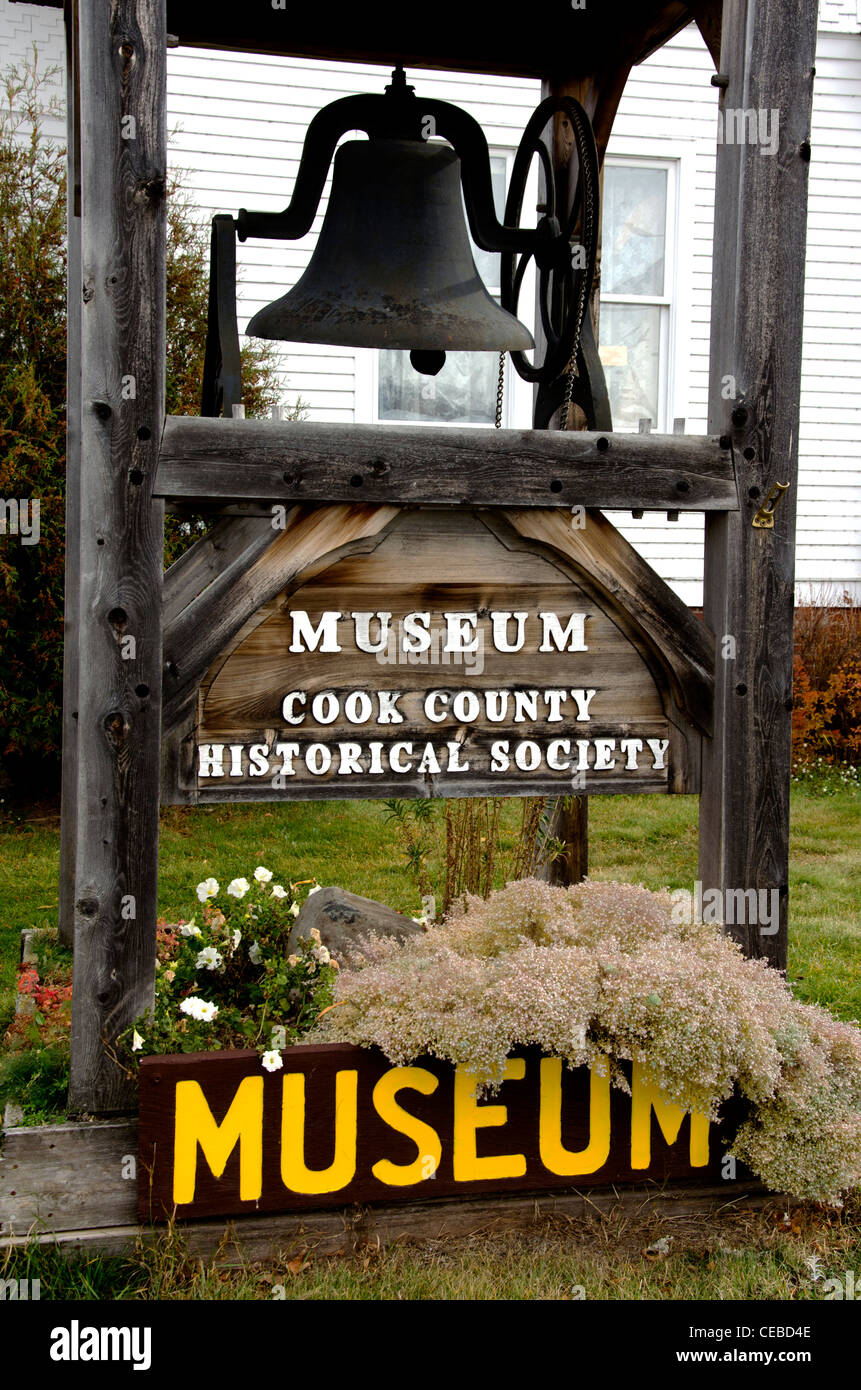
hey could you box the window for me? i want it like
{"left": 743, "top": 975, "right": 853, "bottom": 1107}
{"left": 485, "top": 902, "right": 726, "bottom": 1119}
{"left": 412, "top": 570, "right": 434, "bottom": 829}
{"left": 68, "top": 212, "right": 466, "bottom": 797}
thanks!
{"left": 375, "top": 153, "right": 520, "bottom": 426}
{"left": 599, "top": 159, "right": 678, "bottom": 432}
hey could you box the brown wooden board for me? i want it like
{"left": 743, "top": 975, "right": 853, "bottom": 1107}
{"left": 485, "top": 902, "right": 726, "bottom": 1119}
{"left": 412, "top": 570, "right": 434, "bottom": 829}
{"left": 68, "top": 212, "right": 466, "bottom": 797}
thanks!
{"left": 169, "top": 509, "right": 701, "bottom": 802}
{"left": 155, "top": 418, "right": 737, "bottom": 513}
{"left": 138, "top": 1044, "right": 740, "bottom": 1222}
{"left": 26, "top": 1, "right": 691, "bottom": 79}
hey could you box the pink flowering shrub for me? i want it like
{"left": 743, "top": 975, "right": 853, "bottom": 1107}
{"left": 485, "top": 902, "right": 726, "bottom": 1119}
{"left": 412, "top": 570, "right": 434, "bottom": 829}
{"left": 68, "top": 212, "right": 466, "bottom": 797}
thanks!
{"left": 314, "top": 878, "right": 861, "bottom": 1203}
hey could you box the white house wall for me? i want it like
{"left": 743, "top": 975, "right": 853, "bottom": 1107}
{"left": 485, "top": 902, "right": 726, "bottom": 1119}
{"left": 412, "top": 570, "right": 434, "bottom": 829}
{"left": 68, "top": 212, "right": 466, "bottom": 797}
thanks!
{"left": 1, "top": 2, "right": 858, "bottom": 604}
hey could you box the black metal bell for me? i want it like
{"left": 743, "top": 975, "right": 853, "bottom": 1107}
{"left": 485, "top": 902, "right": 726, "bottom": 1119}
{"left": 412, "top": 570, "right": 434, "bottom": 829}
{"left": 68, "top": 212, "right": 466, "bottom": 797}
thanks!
{"left": 246, "top": 138, "right": 534, "bottom": 359}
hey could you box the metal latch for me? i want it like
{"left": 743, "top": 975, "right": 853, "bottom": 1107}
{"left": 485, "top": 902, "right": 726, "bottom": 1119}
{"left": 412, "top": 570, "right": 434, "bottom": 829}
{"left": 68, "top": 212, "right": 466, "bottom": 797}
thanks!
{"left": 752, "top": 481, "right": 790, "bottom": 529}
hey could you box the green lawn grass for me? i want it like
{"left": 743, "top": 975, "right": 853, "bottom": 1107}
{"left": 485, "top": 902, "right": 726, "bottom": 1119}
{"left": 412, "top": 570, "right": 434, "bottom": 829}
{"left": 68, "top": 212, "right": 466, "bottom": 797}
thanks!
{"left": 2, "top": 788, "right": 858, "bottom": 1027}
{"left": 3, "top": 1196, "right": 860, "bottom": 1302}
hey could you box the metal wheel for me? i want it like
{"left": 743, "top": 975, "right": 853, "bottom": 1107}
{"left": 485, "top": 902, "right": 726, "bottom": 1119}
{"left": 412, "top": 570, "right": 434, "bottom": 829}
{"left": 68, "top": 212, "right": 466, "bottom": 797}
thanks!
{"left": 500, "top": 96, "right": 600, "bottom": 388}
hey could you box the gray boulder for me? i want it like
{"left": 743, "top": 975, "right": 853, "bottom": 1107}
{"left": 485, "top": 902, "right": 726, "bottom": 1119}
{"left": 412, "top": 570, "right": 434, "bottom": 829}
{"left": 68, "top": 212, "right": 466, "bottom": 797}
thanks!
{"left": 287, "top": 885, "right": 424, "bottom": 962}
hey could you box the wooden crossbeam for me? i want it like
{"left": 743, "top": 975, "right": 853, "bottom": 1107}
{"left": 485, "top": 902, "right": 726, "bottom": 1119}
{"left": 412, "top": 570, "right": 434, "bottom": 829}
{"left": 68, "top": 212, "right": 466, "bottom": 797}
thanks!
{"left": 155, "top": 419, "right": 737, "bottom": 513}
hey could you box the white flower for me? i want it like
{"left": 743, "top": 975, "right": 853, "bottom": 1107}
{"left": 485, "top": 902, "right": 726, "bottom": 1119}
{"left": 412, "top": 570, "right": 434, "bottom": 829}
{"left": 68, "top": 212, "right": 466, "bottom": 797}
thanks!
{"left": 271, "top": 884, "right": 288, "bottom": 900}
{"left": 196, "top": 877, "right": 219, "bottom": 903}
{"left": 308, "top": 884, "right": 322, "bottom": 896}
{"left": 313, "top": 945, "right": 331, "bottom": 965}
{"left": 180, "top": 996, "right": 218, "bottom": 1022}
{"left": 289, "top": 902, "right": 300, "bottom": 918}
{"left": 180, "top": 922, "right": 202, "bottom": 938}
{"left": 196, "top": 945, "right": 223, "bottom": 971}
{"left": 131, "top": 1029, "right": 144, "bottom": 1052}
{"left": 248, "top": 940, "right": 262, "bottom": 965}
{"left": 226, "top": 877, "right": 250, "bottom": 898}
{"left": 309, "top": 927, "right": 321, "bottom": 942}
{"left": 254, "top": 866, "right": 273, "bottom": 883}
{"left": 287, "top": 954, "right": 300, "bottom": 967}
{"left": 261, "top": 1050, "right": 283, "bottom": 1073}
{"left": 231, "top": 929, "right": 242, "bottom": 951}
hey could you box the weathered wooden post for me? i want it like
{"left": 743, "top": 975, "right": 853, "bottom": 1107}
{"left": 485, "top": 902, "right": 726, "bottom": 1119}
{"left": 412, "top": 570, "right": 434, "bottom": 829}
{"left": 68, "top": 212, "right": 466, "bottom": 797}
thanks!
{"left": 700, "top": 0, "right": 818, "bottom": 970}
{"left": 67, "top": 0, "right": 166, "bottom": 1112}
{"left": 58, "top": 0, "right": 80, "bottom": 951}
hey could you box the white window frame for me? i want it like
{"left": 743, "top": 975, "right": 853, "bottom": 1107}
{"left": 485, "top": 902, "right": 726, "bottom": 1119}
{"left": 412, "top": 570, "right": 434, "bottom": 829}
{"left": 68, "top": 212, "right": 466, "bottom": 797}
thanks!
{"left": 355, "top": 145, "right": 538, "bottom": 428}
{"left": 598, "top": 139, "right": 694, "bottom": 434}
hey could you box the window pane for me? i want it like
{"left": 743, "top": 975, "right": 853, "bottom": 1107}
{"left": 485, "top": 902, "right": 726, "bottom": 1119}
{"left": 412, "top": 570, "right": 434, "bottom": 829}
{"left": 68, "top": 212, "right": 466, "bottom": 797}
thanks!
{"left": 603, "top": 165, "right": 667, "bottom": 296}
{"left": 378, "top": 157, "right": 507, "bottom": 425}
{"left": 378, "top": 350, "right": 498, "bottom": 424}
{"left": 599, "top": 303, "right": 661, "bottom": 431}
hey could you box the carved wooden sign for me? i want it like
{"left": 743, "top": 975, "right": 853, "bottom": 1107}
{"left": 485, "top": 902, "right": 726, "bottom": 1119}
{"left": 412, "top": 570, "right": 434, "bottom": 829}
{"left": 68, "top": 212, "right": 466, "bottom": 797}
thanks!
{"left": 138, "top": 1044, "right": 734, "bottom": 1221}
{"left": 167, "top": 509, "right": 705, "bottom": 802}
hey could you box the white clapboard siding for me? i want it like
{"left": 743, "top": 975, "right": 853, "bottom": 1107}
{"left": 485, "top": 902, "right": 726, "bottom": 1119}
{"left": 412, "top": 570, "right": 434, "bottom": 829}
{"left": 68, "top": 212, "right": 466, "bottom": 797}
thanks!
{"left": 1, "top": 5, "right": 858, "bottom": 603}
{"left": 0, "top": 0, "right": 65, "bottom": 140}
{"left": 800, "top": 30, "right": 861, "bottom": 600}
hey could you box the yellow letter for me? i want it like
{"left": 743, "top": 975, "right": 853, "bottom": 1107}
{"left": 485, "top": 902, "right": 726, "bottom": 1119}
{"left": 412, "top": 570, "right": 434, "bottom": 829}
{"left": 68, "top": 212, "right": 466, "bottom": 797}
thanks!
{"left": 630, "top": 1060, "right": 710, "bottom": 1169}
{"left": 453, "top": 1057, "right": 527, "bottom": 1182}
{"left": 371, "top": 1066, "right": 442, "bottom": 1186}
{"left": 173, "top": 1077, "right": 263, "bottom": 1204}
{"left": 539, "top": 1058, "right": 611, "bottom": 1176}
{"left": 281, "top": 1070, "right": 358, "bottom": 1194}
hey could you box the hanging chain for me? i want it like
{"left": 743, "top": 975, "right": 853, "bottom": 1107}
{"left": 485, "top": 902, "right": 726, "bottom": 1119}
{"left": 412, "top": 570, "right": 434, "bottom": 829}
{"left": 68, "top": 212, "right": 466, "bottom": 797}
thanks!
{"left": 561, "top": 108, "right": 596, "bottom": 431}
{"left": 560, "top": 355, "right": 577, "bottom": 430}
{"left": 494, "top": 350, "right": 506, "bottom": 429}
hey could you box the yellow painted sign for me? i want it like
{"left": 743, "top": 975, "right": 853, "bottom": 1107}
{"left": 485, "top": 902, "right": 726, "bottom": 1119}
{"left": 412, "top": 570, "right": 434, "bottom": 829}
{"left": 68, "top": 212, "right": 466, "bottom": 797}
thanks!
{"left": 138, "top": 1044, "right": 729, "bottom": 1220}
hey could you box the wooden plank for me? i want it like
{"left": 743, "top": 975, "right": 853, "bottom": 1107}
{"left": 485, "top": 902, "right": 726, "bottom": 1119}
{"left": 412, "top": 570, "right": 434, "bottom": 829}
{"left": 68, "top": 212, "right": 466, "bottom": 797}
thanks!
{"left": 502, "top": 510, "right": 715, "bottom": 735}
{"left": 166, "top": 770, "right": 673, "bottom": 806}
{"left": 58, "top": 0, "right": 81, "bottom": 951}
{"left": 687, "top": 0, "right": 722, "bottom": 66}
{"left": 137, "top": 1045, "right": 734, "bottom": 1222}
{"left": 69, "top": 0, "right": 167, "bottom": 1113}
{"left": 166, "top": 508, "right": 704, "bottom": 804}
{"left": 163, "top": 514, "right": 274, "bottom": 630}
{"left": 0, "top": 1121, "right": 137, "bottom": 1238}
{"left": 699, "top": 0, "right": 818, "bottom": 970}
{"left": 128, "top": 1, "right": 690, "bottom": 79}
{"left": 162, "top": 504, "right": 400, "bottom": 732}
{"left": 1, "top": 1182, "right": 777, "bottom": 1261}
{"left": 155, "top": 418, "right": 738, "bottom": 513}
